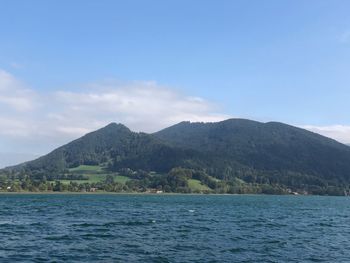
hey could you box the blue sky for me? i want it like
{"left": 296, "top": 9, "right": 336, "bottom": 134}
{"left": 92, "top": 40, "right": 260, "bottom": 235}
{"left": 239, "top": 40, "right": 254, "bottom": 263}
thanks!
{"left": 0, "top": 0, "right": 350, "bottom": 165}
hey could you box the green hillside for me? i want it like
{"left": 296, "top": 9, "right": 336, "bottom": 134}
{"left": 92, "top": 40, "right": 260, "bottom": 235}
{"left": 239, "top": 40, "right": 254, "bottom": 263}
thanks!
{"left": 2, "top": 119, "right": 350, "bottom": 195}
{"left": 155, "top": 119, "right": 350, "bottom": 188}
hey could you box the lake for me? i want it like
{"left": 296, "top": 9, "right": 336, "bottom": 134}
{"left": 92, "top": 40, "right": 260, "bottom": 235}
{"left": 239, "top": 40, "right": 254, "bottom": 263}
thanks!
{"left": 0, "top": 194, "right": 349, "bottom": 262}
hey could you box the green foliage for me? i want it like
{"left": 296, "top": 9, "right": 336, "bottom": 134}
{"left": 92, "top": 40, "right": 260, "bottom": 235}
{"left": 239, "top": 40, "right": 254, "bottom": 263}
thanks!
{"left": 69, "top": 165, "right": 103, "bottom": 173}
{"left": 114, "top": 175, "right": 130, "bottom": 184}
{"left": 188, "top": 179, "right": 211, "bottom": 192}
{"left": 3, "top": 119, "right": 350, "bottom": 195}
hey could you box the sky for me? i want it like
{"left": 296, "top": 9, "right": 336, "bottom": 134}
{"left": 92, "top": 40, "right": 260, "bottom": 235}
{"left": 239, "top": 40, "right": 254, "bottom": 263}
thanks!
{"left": 0, "top": 0, "right": 350, "bottom": 167}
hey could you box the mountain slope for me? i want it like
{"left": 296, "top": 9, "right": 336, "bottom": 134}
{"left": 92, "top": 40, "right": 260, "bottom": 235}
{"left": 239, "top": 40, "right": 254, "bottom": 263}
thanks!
{"left": 8, "top": 123, "right": 192, "bottom": 177}
{"left": 3, "top": 119, "right": 350, "bottom": 191}
{"left": 154, "top": 119, "right": 350, "bottom": 185}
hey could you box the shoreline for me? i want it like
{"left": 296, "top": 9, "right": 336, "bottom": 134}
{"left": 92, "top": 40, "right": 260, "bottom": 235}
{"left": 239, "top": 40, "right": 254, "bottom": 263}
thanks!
{"left": 0, "top": 191, "right": 240, "bottom": 195}
{"left": 0, "top": 191, "right": 324, "bottom": 196}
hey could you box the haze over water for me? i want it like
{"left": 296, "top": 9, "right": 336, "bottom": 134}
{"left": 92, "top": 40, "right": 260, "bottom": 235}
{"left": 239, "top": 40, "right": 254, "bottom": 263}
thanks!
{"left": 0, "top": 194, "right": 349, "bottom": 262}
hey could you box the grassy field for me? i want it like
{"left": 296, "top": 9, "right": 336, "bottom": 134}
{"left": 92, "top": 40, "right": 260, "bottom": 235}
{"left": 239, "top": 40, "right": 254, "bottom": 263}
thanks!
{"left": 68, "top": 165, "right": 104, "bottom": 173}
{"left": 114, "top": 175, "right": 130, "bottom": 184}
{"left": 188, "top": 179, "right": 211, "bottom": 191}
{"left": 58, "top": 173, "right": 104, "bottom": 184}
{"left": 208, "top": 175, "right": 221, "bottom": 182}
{"left": 52, "top": 165, "right": 131, "bottom": 185}
{"left": 61, "top": 165, "right": 210, "bottom": 190}
{"left": 53, "top": 174, "right": 131, "bottom": 185}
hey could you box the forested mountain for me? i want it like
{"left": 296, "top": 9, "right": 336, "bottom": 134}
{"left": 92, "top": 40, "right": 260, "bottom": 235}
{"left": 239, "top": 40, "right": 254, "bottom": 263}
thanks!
{"left": 155, "top": 119, "right": 350, "bottom": 186}
{"left": 2, "top": 119, "right": 350, "bottom": 194}
{"left": 7, "top": 123, "right": 192, "bottom": 177}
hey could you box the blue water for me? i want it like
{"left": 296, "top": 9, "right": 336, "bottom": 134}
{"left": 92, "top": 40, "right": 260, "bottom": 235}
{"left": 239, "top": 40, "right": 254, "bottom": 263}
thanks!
{"left": 0, "top": 194, "right": 349, "bottom": 262}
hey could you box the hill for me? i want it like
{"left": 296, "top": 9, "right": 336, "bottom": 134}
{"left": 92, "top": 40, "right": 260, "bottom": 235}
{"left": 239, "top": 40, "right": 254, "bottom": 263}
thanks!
{"left": 2, "top": 119, "right": 350, "bottom": 195}
{"left": 7, "top": 123, "right": 192, "bottom": 178}
{"left": 155, "top": 119, "right": 350, "bottom": 187}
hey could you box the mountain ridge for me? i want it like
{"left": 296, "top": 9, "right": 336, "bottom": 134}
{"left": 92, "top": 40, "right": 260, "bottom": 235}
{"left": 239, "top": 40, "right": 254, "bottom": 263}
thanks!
{"left": 2, "top": 118, "right": 350, "bottom": 194}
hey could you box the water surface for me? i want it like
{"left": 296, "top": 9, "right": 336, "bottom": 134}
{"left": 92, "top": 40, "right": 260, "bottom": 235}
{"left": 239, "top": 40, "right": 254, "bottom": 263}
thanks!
{"left": 0, "top": 194, "right": 349, "bottom": 262}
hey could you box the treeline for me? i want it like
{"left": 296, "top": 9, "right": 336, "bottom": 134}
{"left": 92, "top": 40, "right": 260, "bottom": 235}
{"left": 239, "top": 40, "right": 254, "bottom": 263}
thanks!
{"left": 4, "top": 120, "right": 350, "bottom": 196}
{"left": 0, "top": 167, "right": 347, "bottom": 195}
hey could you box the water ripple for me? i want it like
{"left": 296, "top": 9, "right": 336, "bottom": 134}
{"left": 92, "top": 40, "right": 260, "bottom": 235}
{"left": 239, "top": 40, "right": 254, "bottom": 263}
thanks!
{"left": 0, "top": 194, "right": 349, "bottom": 262}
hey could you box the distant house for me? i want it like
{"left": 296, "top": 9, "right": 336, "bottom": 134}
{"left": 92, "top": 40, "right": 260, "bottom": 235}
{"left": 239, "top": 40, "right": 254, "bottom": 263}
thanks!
{"left": 149, "top": 189, "right": 163, "bottom": 194}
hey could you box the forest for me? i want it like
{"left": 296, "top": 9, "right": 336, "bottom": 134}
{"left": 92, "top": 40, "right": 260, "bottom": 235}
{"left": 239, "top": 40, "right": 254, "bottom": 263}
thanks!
{"left": 1, "top": 119, "right": 350, "bottom": 196}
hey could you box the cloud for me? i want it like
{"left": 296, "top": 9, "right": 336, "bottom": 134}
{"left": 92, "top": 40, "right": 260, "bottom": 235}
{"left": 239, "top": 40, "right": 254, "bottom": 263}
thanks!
{"left": 0, "top": 152, "right": 39, "bottom": 169}
{"left": 0, "top": 70, "right": 36, "bottom": 111}
{"left": 0, "top": 117, "right": 35, "bottom": 137}
{"left": 53, "top": 82, "right": 228, "bottom": 133}
{"left": 1, "top": 69, "right": 349, "bottom": 158}
{"left": 301, "top": 125, "right": 350, "bottom": 144}
{"left": 0, "top": 70, "right": 229, "bottom": 154}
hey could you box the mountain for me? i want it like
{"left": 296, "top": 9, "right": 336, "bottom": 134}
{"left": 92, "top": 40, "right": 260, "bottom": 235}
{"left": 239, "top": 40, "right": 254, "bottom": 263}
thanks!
{"left": 155, "top": 119, "right": 350, "bottom": 186}
{"left": 2, "top": 119, "right": 350, "bottom": 194}
{"left": 9, "top": 123, "right": 192, "bottom": 178}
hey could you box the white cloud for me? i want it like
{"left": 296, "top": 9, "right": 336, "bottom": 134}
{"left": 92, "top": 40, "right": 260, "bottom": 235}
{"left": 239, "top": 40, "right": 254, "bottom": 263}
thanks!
{"left": 0, "top": 70, "right": 229, "bottom": 155}
{"left": 0, "top": 117, "right": 33, "bottom": 137}
{"left": 301, "top": 125, "right": 350, "bottom": 144}
{"left": 1, "top": 69, "right": 349, "bottom": 159}
{"left": 0, "top": 95, "right": 35, "bottom": 111}
{"left": 55, "top": 126, "right": 92, "bottom": 136}
{"left": 53, "top": 82, "right": 228, "bottom": 133}
{"left": 0, "top": 70, "right": 36, "bottom": 111}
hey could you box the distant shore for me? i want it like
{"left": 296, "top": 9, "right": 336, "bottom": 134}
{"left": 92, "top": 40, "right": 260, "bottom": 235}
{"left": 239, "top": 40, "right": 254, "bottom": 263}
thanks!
{"left": 0, "top": 191, "right": 229, "bottom": 195}
{"left": 0, "top": 191, "right": 316, "bottom": 196}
